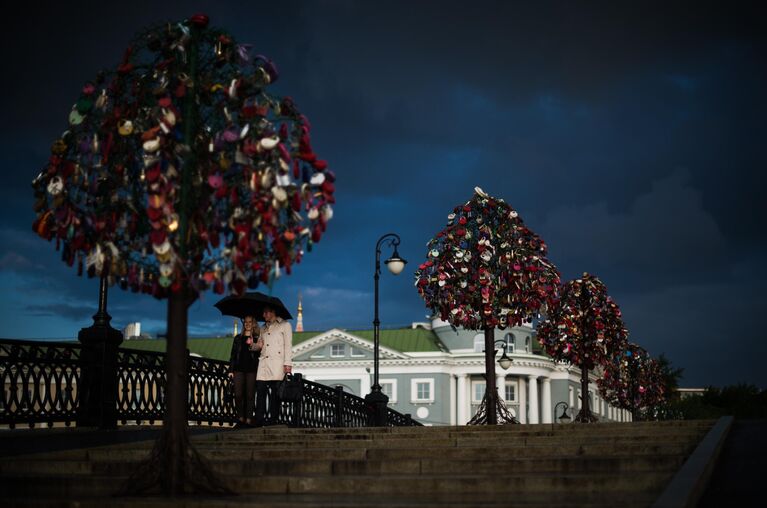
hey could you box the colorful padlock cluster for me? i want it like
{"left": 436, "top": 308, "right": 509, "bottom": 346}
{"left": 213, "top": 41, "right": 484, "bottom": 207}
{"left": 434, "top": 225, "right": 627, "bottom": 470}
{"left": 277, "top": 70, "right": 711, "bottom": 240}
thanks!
{"left": 31, "top": 15, "right": 334, "bottom": 298}
{"left": 536, "top": 273, "right": 629, "bottom": 370}
{"left": 414, "top": 187, "right": 561, "bottom": 330}
{"left": 597, "top": 342, "right": 666, "bottom": 412}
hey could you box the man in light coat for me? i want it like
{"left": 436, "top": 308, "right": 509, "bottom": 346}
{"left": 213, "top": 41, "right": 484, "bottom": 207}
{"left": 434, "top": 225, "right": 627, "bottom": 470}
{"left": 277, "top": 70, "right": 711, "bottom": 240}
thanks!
{"left": 254, "top": 304, "right": 292, "bottom": 426}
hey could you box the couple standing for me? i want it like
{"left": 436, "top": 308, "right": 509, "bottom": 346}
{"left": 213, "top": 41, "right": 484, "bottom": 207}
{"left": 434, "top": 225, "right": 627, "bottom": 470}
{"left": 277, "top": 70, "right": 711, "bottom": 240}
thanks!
{"left": 229, "top": 305, "right": 292, "bottom": 428}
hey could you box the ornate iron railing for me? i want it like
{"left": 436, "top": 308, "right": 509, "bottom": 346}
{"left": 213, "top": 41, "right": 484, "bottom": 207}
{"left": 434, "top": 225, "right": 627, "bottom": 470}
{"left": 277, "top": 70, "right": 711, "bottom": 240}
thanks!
{"left": 1, "top": 338, "right": 419, "bottom": 428}
{"left": 0, "top": 339, "right": 81, "bottom": 428}
{"left": 187, "top": 354, "right": 238, "bottom": 425}
{"left": 116, "top": 348, "right": 166, "bottom": 424}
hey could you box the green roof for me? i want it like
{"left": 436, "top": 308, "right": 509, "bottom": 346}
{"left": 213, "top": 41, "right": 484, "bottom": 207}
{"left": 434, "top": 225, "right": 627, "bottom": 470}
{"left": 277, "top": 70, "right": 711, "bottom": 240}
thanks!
{"left": 121, "top": 337, "right": 234, "bottom": 362}
{"left": 341, "top": 328, "right": 443, "bottom": 353}
{"left": 120, "top": 327, "right": 443, "bottom": 360}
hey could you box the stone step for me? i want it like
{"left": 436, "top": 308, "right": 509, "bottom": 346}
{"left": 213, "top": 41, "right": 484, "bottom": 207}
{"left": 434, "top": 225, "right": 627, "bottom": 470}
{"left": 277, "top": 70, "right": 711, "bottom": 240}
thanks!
{"left": 196, "top": 423, "right": 713, "bottom": 439}
{"left": 192, "top": 434, "right": 706, "bottom": 449}
{"left": 85, "top": 431, "right": 706, "bottom": 453}
{"left": 3, "top": 491, "right": 659, "bottom": 508}
{"left": 1, "top": 471, "right": 674, "bottom": 499}
{"left": 202, "top": 431, "right": 705, "bottom": 446}
{"left": 33, "top": 440, "right": 697, "bottom": 463}
{"left": 0, "top": 453, "right": 686, "bottom": 477}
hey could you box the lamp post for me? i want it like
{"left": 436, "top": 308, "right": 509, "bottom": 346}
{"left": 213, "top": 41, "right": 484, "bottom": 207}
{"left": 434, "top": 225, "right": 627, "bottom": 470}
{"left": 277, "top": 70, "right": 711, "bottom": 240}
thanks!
{"left": 365, "top": 233, "right": 406, "bottom": 426}
{"left": 552, "top": 401, "right": 571, "bottom": 431}
{"left": 492, "top": 340, "right": 514, "bottom": 370}
{"left": 77, "top": 274, "right": 123, "bottom": 428}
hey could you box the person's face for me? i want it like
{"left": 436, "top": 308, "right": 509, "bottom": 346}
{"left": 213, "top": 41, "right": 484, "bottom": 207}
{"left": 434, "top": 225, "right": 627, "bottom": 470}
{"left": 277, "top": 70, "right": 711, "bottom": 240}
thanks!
{"left": 243, "top": 316, "right": 255, "bottom": 330}
{"left": 263, "top": 308, "right": 276, "bottom": 323}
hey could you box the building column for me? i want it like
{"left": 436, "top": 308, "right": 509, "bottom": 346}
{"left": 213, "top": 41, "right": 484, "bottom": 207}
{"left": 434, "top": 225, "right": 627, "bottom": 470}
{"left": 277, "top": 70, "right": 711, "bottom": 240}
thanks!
{"left": 359, "top": 375, "right": 370, "bottom": 397}
{"left": 528, "top": 375, "right": 539, "bottom": 424}
{"left": 541, "top": 378, "right": 552, "bottom": 424}
{"left": 449, "top": 374, "right": 457, "bottom": 425}
{"left": 496, "top": 374, "right": 506, "bottom": 406}
{"left": 457, "top": 374, "right": 468, "bottom": 425}
{"left": 518, "top": 376, "right": 527, "bottom": 424}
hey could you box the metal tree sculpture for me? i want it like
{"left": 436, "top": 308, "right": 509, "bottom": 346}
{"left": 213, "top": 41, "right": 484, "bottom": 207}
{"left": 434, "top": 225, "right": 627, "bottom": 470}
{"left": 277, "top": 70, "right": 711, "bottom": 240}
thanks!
{"left": 598, "top": 342, "right": 666, "bottom": 420}
{"left": 415, "top": 187, "right": 560, "bottom": 424}
{"left": 537, "top": 273, "right": 628, "bottom": 422}
{"left": 31, "top": 15, "right": 334, "bottom": 494}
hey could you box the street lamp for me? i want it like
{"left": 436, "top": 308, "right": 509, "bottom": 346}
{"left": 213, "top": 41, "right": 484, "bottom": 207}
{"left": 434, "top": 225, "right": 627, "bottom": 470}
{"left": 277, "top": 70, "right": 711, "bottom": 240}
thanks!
{"left": 552, "top": 401, "right": 571, "bottom": 430}
{"left": 365, "top": 233, "right": 407, "bottom": 426}
{"left": 492, "top": 340, "right": 514, "bottom": 370}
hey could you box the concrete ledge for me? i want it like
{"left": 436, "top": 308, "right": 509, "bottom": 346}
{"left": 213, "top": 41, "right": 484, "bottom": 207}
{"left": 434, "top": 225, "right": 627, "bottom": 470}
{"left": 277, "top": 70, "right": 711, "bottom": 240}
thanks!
{"left": 652, "top": 415, "right": 733, "bottom": 508}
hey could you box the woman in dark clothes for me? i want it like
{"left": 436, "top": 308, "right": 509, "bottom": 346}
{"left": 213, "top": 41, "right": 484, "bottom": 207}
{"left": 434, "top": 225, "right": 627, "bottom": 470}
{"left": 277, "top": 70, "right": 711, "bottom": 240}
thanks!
{"left": 228, "top": 315, "right": 261, "bottom": 428}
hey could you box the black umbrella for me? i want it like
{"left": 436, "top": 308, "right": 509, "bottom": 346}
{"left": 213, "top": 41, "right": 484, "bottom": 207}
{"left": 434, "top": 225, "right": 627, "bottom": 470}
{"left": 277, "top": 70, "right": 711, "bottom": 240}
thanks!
{"left": 214, "top": 292, "right": 293, "bottom": 320}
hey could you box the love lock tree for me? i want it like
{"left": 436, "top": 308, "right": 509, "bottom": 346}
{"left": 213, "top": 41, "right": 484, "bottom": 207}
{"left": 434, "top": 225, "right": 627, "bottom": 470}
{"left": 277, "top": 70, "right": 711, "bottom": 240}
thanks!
{"left": 537, "top": 273, "right": 628, "bottom": 422}
{"left": 415, "top": 187, "right": 560, "bottom": 424}
{"left": 31, "top": 15, "right": 334, "bottom": 495}
{"left": 598, "top": 343, "right": 666, "bottom": 421}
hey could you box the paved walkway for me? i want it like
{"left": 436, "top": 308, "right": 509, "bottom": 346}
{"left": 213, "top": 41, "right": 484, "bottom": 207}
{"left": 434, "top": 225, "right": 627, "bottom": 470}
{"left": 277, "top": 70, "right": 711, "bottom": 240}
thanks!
{"left": 698, "top": 419, "right": 767, "bottom": 507}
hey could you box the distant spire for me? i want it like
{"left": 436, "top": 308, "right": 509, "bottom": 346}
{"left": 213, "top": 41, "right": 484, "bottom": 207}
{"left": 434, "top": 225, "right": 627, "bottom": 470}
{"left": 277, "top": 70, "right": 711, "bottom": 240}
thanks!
{"left": 233, "top": 319, "right": 238, "bottom": 337}
{"left": 296, "top": 293, "right": 304, "bottom": 332}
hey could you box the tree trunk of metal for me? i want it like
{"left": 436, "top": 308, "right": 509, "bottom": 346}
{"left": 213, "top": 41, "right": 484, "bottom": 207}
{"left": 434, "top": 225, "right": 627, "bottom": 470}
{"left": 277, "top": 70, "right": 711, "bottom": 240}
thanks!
{"left": 119, "top": 287, "right": 231, "bottom": 496}
{"left": 574, "top": 362, "right": 597, "bottom": 422}
{"left": 163, "top": 288, "right": 191, "bottom": 493}
{"left": 484, "top": 327, "right": 497, "bottom": 425}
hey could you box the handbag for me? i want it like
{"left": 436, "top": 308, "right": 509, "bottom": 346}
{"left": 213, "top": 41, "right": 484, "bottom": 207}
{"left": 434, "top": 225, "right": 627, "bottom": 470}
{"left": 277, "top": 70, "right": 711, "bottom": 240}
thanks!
{"left": 277, "top": 373, "right": 303, "bottom": 402}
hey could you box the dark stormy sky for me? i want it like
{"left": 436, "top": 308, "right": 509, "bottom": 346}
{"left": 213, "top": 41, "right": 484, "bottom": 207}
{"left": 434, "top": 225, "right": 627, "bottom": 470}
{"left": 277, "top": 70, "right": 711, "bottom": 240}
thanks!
{"left": 1, "top": 1, "right": 765, "bottom": 388}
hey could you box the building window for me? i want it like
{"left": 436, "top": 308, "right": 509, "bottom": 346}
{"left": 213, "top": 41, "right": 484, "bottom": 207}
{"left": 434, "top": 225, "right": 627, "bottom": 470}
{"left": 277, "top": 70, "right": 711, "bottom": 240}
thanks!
{"left": 505, "top": 381, "right": 517, "bottom": 402}
{"left": 524, "top": 336, "right": 530, "bottom": 353}
{"left": 330, "top": 343, "right": 346, "bottom": 357}
{"left": 504, "top": 333, "right": 515, "bottom": 354}
{"left": 473, "top": 333, "right": 484, "bottom": 352}
{"left": 411, "top": 378, "right": 435, "bottom": 403}
{"left": 379, "top": 379, "right": 397, "bottom": 403}
{"left": 472, "top": 381, "right": 486, "bottom": 403}
{"left": 350, "top": 346, "right": 366, "bottom": 357}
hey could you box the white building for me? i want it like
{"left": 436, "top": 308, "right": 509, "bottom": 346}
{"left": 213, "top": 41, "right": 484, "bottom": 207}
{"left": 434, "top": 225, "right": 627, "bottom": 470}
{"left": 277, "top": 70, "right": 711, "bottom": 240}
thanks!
{"left": 292, "top": 317, "right": 633, "bottom": 426}
{"left": 123, "top": 322, "right": 141, "bottom": 340}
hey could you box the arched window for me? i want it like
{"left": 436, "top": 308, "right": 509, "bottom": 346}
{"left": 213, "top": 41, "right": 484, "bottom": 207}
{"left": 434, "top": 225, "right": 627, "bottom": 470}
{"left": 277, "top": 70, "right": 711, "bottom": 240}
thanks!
{"left": 525, "top": 336, "right": 530, "bottom": 353}
{"left": 473, "top": 333, "right": 484, "bottom": 352}
{"left": 504, "top": 333, "right": 515, "bottom": 354}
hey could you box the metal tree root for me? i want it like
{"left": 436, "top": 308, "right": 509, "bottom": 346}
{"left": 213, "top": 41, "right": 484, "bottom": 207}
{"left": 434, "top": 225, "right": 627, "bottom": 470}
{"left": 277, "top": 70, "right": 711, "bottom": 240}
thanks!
{"left": 117, "top": 427, "right": 233, "bottom": 497}
{"left": 573, "top": 408, "right": 599, "bottom": 423}
{"left": 468, "top": 392, "right": 519, "bottom": 425}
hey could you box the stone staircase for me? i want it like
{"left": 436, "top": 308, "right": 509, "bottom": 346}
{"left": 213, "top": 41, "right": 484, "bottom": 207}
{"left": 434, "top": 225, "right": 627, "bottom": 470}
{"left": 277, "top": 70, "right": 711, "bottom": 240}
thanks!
{"left": 0, "top": 420, "right": 715, "bottom": 507}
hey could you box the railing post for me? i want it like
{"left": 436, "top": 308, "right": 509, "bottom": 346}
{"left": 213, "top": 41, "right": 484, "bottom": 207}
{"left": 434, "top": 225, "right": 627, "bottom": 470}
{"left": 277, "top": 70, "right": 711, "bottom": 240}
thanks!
{"left": 334, "top": 386, "right": 344, "bottom": 427}
{"left": 77, "top": 276, "right": 123, "bottom": 429}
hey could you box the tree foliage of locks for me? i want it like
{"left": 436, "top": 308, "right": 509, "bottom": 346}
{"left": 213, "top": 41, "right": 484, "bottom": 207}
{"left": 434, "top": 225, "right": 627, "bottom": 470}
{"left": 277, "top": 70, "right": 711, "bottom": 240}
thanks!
{"left": 414, "top": 187, "right": 560, "bottom": 330}
{"left": 537, "top": 273, "right": 629, "bottom": 370}
{"left": 31, "top": 15, "right": 334, "bottom": 298}
{"left": 597, "top": 342, "right": 666, "bottom": 413}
